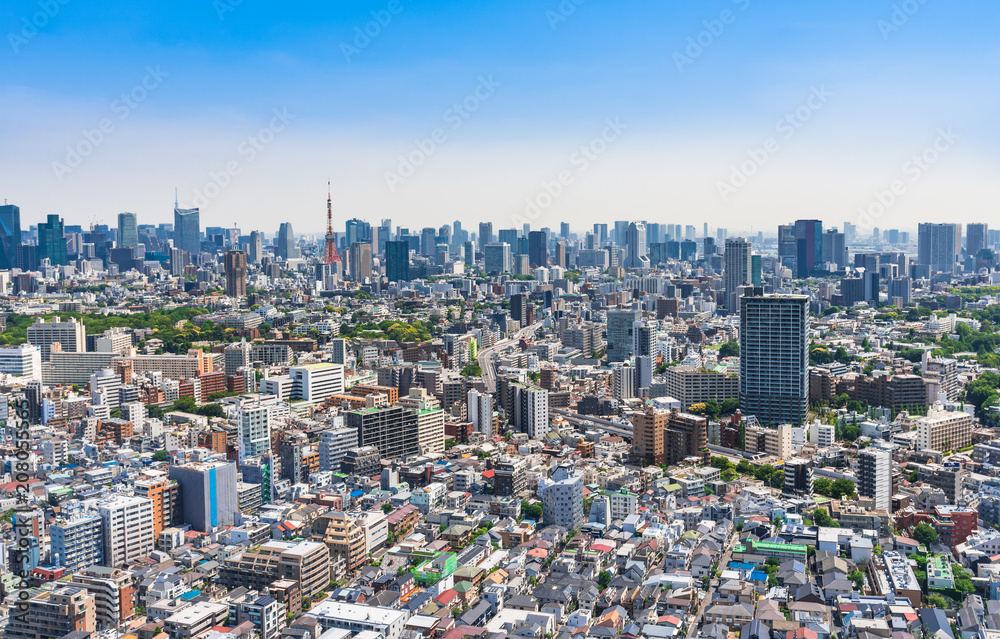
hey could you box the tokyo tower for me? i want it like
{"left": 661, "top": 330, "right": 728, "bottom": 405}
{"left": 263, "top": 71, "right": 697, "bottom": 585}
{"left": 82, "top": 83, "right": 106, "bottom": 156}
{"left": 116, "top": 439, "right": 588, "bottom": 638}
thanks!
{"left": 324, "top": 181, "right": 341, "bottom": 265}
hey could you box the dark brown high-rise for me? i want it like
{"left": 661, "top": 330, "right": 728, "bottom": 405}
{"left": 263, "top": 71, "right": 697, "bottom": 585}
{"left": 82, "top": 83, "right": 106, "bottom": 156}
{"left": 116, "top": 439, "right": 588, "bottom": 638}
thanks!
{"left": 224, "top": 249, "right": 247, "bottom": 298}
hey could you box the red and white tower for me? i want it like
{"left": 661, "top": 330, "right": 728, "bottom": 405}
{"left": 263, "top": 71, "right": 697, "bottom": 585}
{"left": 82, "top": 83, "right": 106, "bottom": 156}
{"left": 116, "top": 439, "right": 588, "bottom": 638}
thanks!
{"left": 324, "top": 181, "right": 340, "bottom": 265}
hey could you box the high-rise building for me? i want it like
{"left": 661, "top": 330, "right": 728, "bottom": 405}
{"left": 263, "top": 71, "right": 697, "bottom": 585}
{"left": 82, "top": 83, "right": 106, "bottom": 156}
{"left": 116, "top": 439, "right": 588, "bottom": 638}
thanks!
{"left": 98, "top": 495, "right": 155, "bottom": 566}
{"left": 777, "top": 224, "right": 796, "bottom": 270}
{"left": 822, "top": 228, "right": 847, "bottom": 269}
{"left": 484, "top": 243, "right": 512, "bottom": 275}
{"left": 420, "top": 227, "right": 437, "bottom": 256}
{"left": 28, "top": 317, "right": 86, "bottom": 362}
{"left": 169, "top": 461, "right": 239, "bottom": 532}
{"left": 117, "top": 211, "right": 139, "bottom": 250}
{"left": 630, "top": 406, "right": 667, "bottom": 465}
{"left": 0, "top": 203, "right": 21, "bottom": 269}
{"left": 663, "top": 409, "right": 708, "bottom": 465}
{"left": 174, "top": 207, "right": 201, "bottom": 256}
{"left": 468, "top": 389, "right": 494, "bottom": 438}
{"left": 724, "top": 237, "right": 752, "bottom": 312}
{"left": 38, "top": 214, "right": 68, "bottom": 265}
{"left": 528, "top": 230, "right": 548, "bottom": 267}
{"left": 133, "top": 474, "right": 180, "bottom": 538}
{"left": 238, "top": 404, "right": 272, "bottom": 463}
{"left": 385, "top": 240, "right": 410, "bottom": 282}
{"left": 966, "top": 223, "right": 988, "bottom": 258}
{"left": 740, "top": 290, "right": 808, "bottom": 425}
{"left": 512, "top": 383, "right": 548, "bottom": 439}
{"left": 479, "top": 222, "right": 494, "bottom": 247}
{"left": 348, "top": 242, "right": 372, "bottom": 282}
{"left": 225, "top": 249, "right": 248, "bottom": 298}
{"left": 858, "top": 447, "right": 892, "bottom": 511}
{"left": 247, "top": 230, "right": 263, "bottom": 264}
{"left": 606, "top": 308, "right": 641, "bottom": 362}
{"left": 917, "top": 222, "right": 957, "bottom": 275}
{"left": 276, "top": 222, "right": 298, "bottom": 260}
{"left": 793, "top": 219, "right": 823, "bottom": 277}
{"left": 623, "top": 222, "right": 649, "bottom": 269}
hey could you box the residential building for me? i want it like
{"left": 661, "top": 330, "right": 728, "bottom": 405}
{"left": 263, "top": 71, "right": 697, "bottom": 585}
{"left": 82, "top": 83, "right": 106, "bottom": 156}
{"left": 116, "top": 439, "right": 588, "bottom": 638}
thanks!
{"left": 219, "top": 540, "right": 331, "bottom": 599}
{"left": 98, "top": 495, "right": 155, "bottom": 566}
{"left": 169, "top": 461, "right": 239, "bottom": 532}
{"left": 4, "top": 586, "right": 96, "bottom": 639}
{"left": 859, "top": 448, "right": 892, "bottom": 511}
{"left": 740, "top": 291, "right": 808, "bottom": 425}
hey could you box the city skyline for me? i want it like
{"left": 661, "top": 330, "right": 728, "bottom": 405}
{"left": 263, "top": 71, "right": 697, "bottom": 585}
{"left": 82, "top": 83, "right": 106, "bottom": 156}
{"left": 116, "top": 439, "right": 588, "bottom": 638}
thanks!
{"left": 3, "top": 1, "right": 999, "bottom": 230}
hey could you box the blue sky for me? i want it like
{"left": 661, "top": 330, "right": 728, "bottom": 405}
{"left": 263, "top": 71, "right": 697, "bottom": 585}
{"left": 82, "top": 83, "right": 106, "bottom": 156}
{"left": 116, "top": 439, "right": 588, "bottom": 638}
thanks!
{"left": 2, "top": 0, "right": 998, "bottom": 236}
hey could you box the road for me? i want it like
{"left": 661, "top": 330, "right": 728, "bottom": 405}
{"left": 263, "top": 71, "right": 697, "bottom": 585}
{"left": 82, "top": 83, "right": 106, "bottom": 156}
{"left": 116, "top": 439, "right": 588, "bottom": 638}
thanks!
{"left": 549, "top": 408, "right": 634, "bottom": 439}
{"left": 686, "top": 533, "right": 737, "bottom": 638}
{"left": 478, "top": 320, "right": 544, "bottom": 392}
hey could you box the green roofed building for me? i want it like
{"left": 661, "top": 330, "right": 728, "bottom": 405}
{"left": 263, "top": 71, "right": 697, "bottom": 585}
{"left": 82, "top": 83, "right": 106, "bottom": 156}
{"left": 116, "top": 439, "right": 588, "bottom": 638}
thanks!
{"left": 732, "top": 539, "right": 808, "bottom": 562}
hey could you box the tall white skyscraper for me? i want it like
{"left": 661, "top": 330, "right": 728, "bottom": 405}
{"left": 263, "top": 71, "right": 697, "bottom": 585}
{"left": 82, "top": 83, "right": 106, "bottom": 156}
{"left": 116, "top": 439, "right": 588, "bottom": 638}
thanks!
{"left": 468, "top": 389, "right": 494, "bottom": 438}
{"left": 237, "top": 404, "right": 271, "bottom": 463}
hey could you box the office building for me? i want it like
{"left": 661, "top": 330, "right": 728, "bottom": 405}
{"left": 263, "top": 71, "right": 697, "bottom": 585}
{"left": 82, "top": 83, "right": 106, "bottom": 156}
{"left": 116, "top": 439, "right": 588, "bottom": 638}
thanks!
{"left": 724, "top": 237, "right": 752, "bottom": 312}
{"left": 169, "top": 461, "right": 238, "bottom": 532}
{"left": 783, "top": 458, "right": 813, "bottom": 495}
{"left": 478, "top": 222, "right": 494, "bottom": 247}
{"left": 397, "top": 387, "right": 446, "bottom": 454}
{"left": 606, "top": 308, "right": 641, "bottom": 362}
{"left": 740, "top": 291, "right": 808, "bottom": 425}
{"left": 247, "top": 230, "right": 263, "bottom": 263}
{"left": 276, "top": 222, "right": 298, "bottom": 260}
{"left": 225, "top": 249, "right": 248, "bottom": 297}
{"left": 0, "top": 344, "right": 42, "bottom": 380}
{"left": 793, "top": 219, "right": 823, "bottom": 277}
{"left": 917, "top": 222, "right": 957, "bottom": 275}
{"left": 174, "top": 207, "right": 201, "bottom": 256}
{"left": 348, "top": 241, "right": 372, "bottom": 282}
{"left": 967, "top": 223, "right": 988, "bottom": 257}
{"left": 385, "top": 240, "right": 410, "bottom": 282}
{"left": 623, "top": 221, "right": 649, "bottom": 269}
{"left": 822, "top": 228, "right": 847, "bottom": 269}
{"left": 858, "top": 448, "right": 892, "bottom": 511}
{"left": 0, "top": 203, "right": 21, "bottom": 269}
{"left": 528, "top": 230, "right": 548, "bottom": 267}
{"left": 662, "top": 365, "right": 740, "bottom": 410}
{"left": 117, "top": 212, "right": 139, "bottom": 249}
{"left": 28, "top": 316, "right": 86, "bottom": 361}
{"left": 347, "top": 405, "right": 420, "bottom": 462}
{"left": 98, "top": 495, "right": 155, "bottom": 566}
{"left": 38, "top": 214, "right": 68, "bottom": 265}
{"left": 289, "top": 363, "right": 345, "bottom": 402}
{"left": 485, "top": 242, "right": 512, "bottom": 275}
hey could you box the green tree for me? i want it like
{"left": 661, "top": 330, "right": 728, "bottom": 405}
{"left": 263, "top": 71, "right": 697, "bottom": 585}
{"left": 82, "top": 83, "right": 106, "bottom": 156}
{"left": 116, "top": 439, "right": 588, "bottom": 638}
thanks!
{"left": 719, "top": 342, "right": 740, "bottom": 358}
{"left": 146, "top": 404, "right": 165, "bottom": 420}
{"left": 152, "top": 450, "right": 169, "bottom": 462}
{"left": 913, "top": 522, "right": 938, "bottom": 546}
{"left": 381, "top": 503, "right": 394, "bottom": 515}
{"left": 849, "top": 570, "right": 864, "bottom": 590}
{"left": 830, "top": 478, "right": 857, "bottom": 499}
{"left": 521, "top": 501, "right": 543, "bottom": 521}
{"left": 597, "top": 571, "right": 612, "bottom": 590}
{"left": 813, "top": 508, "right": 838, "bottom": 528}
{"left": 461, "top": 363, "right": 482, "bottom": 377}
